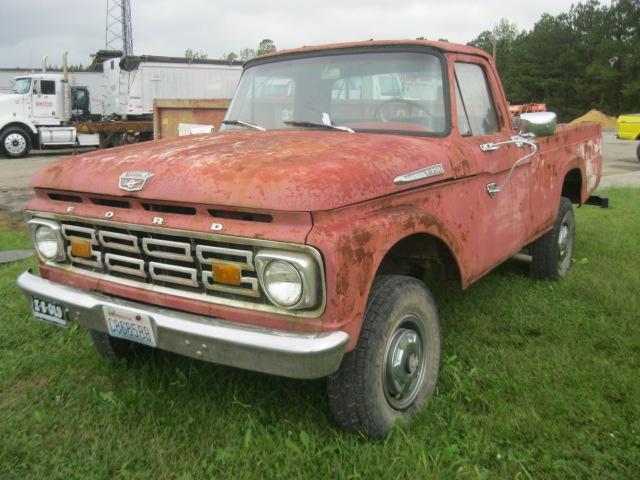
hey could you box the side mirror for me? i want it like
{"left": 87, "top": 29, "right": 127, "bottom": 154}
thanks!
{"left": 513, "top": 112, "right": 557, "bottom": 137}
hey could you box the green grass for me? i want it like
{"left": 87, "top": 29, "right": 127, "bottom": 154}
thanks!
{"left": 1, "top": 188, "right": 639, "bottom": 479}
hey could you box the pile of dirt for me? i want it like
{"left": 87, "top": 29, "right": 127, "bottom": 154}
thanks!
{"left": 570, "top": 109, "right": 617, "bottom": 129}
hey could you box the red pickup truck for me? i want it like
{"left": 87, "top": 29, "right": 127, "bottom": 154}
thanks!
{"left": 17, "top": 40, "right": 604, "bottom": 437}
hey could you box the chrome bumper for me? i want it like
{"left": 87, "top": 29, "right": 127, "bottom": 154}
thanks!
{"left": 16, "top": 270, "right": 348, "bottom": 379}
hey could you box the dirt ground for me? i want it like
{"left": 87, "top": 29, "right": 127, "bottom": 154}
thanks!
{"left": 0, "top": 131, "right": 638, "bottom": 216}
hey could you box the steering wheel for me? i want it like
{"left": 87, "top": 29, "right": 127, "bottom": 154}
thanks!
{"left": 374, "top": 99, "right": 432, "bottom": 123}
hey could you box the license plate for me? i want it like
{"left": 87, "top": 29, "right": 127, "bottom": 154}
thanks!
{"left": 103, "top": 306, "right": 157, "bottom": 347}
{"left": 32, "top": 297, "right": 67, "bottom": 327}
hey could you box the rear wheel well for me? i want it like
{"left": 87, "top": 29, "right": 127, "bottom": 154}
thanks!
{"left": 375, "top": 233, "right": 460, "bottom": 291}
{"left": 561, "top": 168, "right": 582, "bottom": 204}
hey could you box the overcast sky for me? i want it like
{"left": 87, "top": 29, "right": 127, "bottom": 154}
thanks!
{"left": 1, "top": 0, "right": 579, "bottom": 68}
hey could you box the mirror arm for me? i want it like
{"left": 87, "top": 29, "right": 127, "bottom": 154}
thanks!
{"left": 481, "top": 136, "right": 538, "bottom": 198}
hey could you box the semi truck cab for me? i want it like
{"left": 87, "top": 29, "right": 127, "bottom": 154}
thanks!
{"left": 0, "top": 72, "right": 95, "bottom": 158}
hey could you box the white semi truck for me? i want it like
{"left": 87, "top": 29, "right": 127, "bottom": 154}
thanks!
{"left": 0, "top": 53, "right": 243, "bottom": 158}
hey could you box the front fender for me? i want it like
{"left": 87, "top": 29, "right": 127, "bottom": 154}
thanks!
{"left": 308, "top": 198, "right": 469, "bottom": 350}
{"left": 0, "top": 117, "right": 38, "bottom": 135}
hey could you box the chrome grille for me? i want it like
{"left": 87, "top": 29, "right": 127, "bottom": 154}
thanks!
{"left": 58, "top": 220, "right": 261, "bottom": 301}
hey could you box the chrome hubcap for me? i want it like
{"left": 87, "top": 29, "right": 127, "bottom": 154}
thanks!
{"left": 383, "top": 317, "right": 426, "bottom": 410}
{"left": 4, "top": 133, "right": 26, "bottom": 155}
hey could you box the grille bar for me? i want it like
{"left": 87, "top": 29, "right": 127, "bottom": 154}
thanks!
{"left": 143, "top": 237, "right": 193, "bottom": 262}
{"left": 105, "top": 253, "right": 146, "bottom": 278}
{"left": 59, "top": 221, "right": 261, "bottom": 301}
{"left": 149, "top": 262, "right": 199, "bottom": 287}
{"left": 99, "top": 231, "right": 140, "bottom": 253}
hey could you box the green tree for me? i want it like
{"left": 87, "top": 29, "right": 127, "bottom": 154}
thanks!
{"left": 256, "top": 38, "right": 276, "bottom": 56}
{"left": 184, "top": 48, "right": 209, "bottom": 60}
{"left": 468, "top": 1, "right": 640, "bottom": 119}
{"left": 221, "top": 52, "right": 238, "bottom": 62}
{"left": 239, "top": 48, "right": 256, "bottom": 61}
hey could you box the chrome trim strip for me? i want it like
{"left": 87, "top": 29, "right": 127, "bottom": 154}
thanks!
{"left": 105, "top": 253, "right": 146, "bottom": 278}
{"left": 98, "top": 230, "right": 140, "bottom": 253}
{"left": 25, "top": 211, "right": 326, "bottom": 318}
{"left": 142, "top": 237, "right": 193, "bottom": 262}
{"left": 149, "top": 262, "right": 199, "bottom": 288}
{"left": 17, "top": 271, "right": 347, "bottom": 379}
{"left": 202, "top": 271, "right": 260, "bottom": 298}
{"left": 393, "top": 163, "right": 445, "bottom": 185}
{"left": 196, "top": 244, "right": 254, "bottom": 271}
{"left": 67, "top": 247, "right": 102, "bottom": 268}
{"left": 61, "top": 224, "right": 98, "bottom": 245}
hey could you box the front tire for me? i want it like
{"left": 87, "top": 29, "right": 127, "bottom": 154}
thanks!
{"left": 530, "top": 197, "right": 575, "bottom": 279}
{"left": 327, "top": 275, "right": 441, "bottom": 437}
{"left": 1, "top": 127, "right": 32, "bottom": 158}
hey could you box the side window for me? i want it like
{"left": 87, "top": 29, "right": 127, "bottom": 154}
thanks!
{"left": 72, "top": 88, "right": 87, "bottom": 107}
{"left": 454, "top": 63, "right": 499, "bottom": 136}
{"left": 40, "top": 80, "right": 56, "bottom": 95}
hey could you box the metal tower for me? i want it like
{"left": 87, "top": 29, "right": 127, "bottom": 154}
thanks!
{"left": 105, "top": 0, "right": 134, "bottom": 56}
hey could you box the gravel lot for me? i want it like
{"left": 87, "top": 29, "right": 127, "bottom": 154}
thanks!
{"left": 0, "top": 130, "right": 638, "bottom": 216}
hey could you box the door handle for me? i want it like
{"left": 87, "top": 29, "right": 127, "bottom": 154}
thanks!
{"left": 481, "top": 135, "right": 538, "bottom": 198}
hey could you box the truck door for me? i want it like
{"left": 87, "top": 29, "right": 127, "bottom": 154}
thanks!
{"left": 32, "top": 79, "right": 57, "bottom": 123}
{"left": 451, "top": 58, "right": 532, "bottom": 276}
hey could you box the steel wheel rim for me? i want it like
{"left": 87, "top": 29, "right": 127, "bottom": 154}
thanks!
{"left": 557, "top": 214, "right": 573, "bottom": 271}
{"left": 4, "top": 133, "right": 26, "bottom": 155}
{"left": 383, "top": 314, "right": 427, "bottom": 410}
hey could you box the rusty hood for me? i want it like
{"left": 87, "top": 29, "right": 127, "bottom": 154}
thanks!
{"left": 32, "top": 130, "right": 455, "bottom": 211}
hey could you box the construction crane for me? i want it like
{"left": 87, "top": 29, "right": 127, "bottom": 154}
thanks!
{"left": 105, "top": 0, "right": 134, "bottom": 56}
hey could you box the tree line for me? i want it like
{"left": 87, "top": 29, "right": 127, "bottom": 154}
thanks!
{"left": 469, "top": 0, "right": 640, "bottom": 121}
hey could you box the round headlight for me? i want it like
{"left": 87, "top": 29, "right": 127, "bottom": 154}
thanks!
{"left": 263, "top": 260, "right": 303, "bottom": 307}
{"left": 35, "top": 225, "right": 60, "bottom": 260}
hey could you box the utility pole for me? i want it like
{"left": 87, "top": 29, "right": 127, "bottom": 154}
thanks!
{"left": 105, "top": 0, "right": 134, "bottom": 56}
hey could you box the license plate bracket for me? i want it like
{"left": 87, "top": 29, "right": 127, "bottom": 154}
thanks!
{"left": 103, "top": 306, "right": 157, "bottom": 347}
{"left": 32, "top": 296, "right": 68, "bottom": 327}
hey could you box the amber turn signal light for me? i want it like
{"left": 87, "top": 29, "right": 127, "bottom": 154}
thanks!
{"left": 212, "top": 262, "right": 241, "bottom": 286}
{"left": 70, "top": 238, "right": 92, "bottom": 258}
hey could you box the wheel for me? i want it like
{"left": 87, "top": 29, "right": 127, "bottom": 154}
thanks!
{"left": 327, "top": 275, "right": 441, "bottom": 437}
{"left": 89, "top": 329, "right": 146, "bottom": 361}
{"left": 0, "top": 127, "right": 32, "bottom": 158}
{"left": 530, "top": 197, "right": 575, "bottom": 279}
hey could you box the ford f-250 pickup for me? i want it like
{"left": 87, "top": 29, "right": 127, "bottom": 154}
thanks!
{"left": 17, "top": 40, "right": 604, "bottom": 437}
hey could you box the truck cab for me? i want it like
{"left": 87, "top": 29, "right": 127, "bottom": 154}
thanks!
{"left": 17, "top": 40, "right": 603, "bottom": 437}
{"left": 0, "top": 72, "right": 94, "bottom": 158}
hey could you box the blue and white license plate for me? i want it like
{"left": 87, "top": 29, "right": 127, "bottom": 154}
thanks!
{"left": 32, "top": 297, "right": 67, "bottom": 327}
{"left": 103, "top": 306, "right": 157, "bottom": 347}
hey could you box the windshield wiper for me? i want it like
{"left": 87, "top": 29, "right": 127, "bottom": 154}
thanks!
{"left": 284, "top": 113, "right": 355, "bottom": 133}
{"left": 221, "top": 119, "right": 266, "bottom": 131}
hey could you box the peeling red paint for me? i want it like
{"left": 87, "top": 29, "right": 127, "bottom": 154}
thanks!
{"left": 25, "top": 41, "right": 603, "bottom": 354}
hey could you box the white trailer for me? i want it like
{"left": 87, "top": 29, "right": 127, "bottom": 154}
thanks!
{"left": 101, "top": 55, "right": 243, "bottom": 117}
{"left": 0, "top": 53, "right": 243, "bottom": 157}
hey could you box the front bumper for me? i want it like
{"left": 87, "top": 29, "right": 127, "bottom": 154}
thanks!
{"left": 16, "top": 270, "right": 348, "bottom": 379}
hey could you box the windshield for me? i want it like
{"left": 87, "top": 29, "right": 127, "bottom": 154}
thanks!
{"left": 224, "top": 51, "right": 447, "bottom": 134}
{"left": 13, "top": 78, "right": 32, "bottom": 94}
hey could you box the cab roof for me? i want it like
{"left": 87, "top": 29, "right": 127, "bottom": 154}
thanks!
{"left": 249, "top": 39, "right": 492, "bottom": 65}
{"left": 14, "top": 73, "right": 63, "bottom": 81}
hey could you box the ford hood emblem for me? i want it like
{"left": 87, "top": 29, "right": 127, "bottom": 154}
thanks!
{"left": 119, "top": 171, "right": 155, "bottom": 192}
